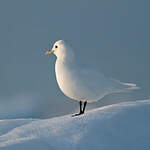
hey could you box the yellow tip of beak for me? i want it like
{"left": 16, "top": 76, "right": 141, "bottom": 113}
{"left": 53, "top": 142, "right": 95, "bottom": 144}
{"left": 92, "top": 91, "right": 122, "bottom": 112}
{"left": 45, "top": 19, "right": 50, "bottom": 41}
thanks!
{"left": 45, "top": 50, "right": 53, "bottom": 55}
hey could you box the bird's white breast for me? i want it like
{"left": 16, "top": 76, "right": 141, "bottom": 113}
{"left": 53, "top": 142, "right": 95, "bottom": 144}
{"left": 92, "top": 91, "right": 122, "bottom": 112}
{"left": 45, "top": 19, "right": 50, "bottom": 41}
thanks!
{"left": 55, "top": 60, "right": 78, "bottom": 100}
{"left": 55, "top": 59, "right": 91, "bottom": 101}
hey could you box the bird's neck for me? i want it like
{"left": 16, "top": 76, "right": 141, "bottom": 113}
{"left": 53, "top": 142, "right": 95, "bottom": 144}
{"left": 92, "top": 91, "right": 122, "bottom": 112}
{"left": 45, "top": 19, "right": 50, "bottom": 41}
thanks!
{"left": 56, "top": 52, "right": 76, "bottom": 70}
{"left": 56, "top": 57, "right": 75, "bottom": 68}
{"left": 57, "top": 49, "right": 75, "bottom": 64}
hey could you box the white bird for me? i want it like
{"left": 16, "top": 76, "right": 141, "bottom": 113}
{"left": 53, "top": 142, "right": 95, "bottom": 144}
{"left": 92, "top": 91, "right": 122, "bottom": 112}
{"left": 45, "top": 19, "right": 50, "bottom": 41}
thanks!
{"left": 45, "top": 40, "right": 139, "bottom": 116}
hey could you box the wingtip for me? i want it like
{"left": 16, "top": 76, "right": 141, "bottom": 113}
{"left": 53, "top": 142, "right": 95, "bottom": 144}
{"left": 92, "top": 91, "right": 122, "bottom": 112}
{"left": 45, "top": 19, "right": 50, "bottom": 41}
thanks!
{"left": 123, "top": 82, "right": 141, "bottom": 90}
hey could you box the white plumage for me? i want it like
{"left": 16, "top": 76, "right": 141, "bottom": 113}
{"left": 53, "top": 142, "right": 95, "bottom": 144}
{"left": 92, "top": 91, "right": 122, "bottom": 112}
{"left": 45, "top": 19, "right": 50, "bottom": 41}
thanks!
{"left": 45, "top": 40, "right": 139, "bottom": 115}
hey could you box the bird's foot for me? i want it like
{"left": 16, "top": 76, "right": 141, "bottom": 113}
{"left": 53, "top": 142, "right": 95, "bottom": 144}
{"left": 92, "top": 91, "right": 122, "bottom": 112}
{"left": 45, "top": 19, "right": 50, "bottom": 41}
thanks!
{"left": 72, "top": 112, "right": 84, "bottom": 117}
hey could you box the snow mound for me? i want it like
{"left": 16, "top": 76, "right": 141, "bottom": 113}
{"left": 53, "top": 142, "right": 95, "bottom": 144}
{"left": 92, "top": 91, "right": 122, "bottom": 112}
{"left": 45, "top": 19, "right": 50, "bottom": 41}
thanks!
{"left": 0, "top": 100, "right": 150, "bottom": 150}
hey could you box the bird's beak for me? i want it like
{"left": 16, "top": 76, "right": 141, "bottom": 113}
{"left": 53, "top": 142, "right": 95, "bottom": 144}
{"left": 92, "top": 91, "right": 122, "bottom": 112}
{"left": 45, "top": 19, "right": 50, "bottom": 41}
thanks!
{"left": 45, "top": 49, "right": 54, "bottom": 55}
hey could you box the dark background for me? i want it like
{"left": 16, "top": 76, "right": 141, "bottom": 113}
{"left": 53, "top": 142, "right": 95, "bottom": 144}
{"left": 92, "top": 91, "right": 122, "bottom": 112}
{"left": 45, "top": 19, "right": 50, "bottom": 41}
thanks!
{"left": 0, "top": 0, "right": 149, "bottom": 119}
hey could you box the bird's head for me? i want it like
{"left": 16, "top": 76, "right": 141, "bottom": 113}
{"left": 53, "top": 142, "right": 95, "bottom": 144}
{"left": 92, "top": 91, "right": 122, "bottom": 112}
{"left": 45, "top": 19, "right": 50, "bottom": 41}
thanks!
{"left": 45, "top": 40, "right": 74, "bottom": 61}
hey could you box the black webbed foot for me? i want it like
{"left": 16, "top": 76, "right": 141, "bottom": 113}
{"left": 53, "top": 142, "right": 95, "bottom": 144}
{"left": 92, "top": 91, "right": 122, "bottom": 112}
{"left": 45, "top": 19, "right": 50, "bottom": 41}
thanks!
{"left": 72, "top": 101, "right": 87, "bottom": 117}
{"left": 72, "top": 111, "right": 84, "bottom": 117}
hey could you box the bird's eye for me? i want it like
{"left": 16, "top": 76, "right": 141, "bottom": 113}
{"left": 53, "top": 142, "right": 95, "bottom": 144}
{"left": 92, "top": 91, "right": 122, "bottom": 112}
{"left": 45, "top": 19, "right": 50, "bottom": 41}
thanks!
{"left": 55, "top": 45, "right": 58, "bottom": 48}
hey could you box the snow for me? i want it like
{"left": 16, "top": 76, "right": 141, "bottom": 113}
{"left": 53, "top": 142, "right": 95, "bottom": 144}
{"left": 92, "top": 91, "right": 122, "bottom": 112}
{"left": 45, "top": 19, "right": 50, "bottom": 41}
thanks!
{"left": 0, "top": 100, "right": 150, "bottom": 150}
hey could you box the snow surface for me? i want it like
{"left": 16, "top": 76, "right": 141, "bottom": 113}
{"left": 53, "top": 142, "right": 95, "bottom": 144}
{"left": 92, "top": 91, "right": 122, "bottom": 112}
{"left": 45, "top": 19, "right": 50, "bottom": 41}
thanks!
{"left": 0, "top": 100, "right": 150, "bottom": 150}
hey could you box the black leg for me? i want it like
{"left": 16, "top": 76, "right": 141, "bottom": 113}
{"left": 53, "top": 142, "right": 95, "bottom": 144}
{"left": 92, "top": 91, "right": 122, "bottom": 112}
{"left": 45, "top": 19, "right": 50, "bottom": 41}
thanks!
{"left": 72, "top": 101, "right": 87, "bottom": 117}
{"left": 72, "top": 101, "right": 83, "bottom": 116}
{"left": 82, "top": 101, "right": 87, "bottom": 114}
{"left": 79, "top": 101, "right": 82, "bottom": 114}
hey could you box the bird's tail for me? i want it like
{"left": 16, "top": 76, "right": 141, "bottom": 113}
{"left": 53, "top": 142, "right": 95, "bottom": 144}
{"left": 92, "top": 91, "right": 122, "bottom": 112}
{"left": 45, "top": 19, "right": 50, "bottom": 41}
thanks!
{"left": 111, "top": 78, "right": 140, "bottom": 92}
{"left": 121, "top": 82, "right": 140, "bottom": 90}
